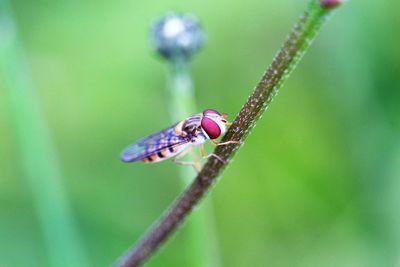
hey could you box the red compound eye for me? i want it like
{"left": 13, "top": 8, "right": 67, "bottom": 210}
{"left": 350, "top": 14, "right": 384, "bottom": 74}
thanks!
{"left": 201, "top": 117, "right": 221, "bottom": 139}
{"left": 202, "top": 109, "right": 220, "bottom": 116}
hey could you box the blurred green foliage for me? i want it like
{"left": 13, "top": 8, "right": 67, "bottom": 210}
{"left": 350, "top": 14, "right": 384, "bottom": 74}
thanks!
{"left": 1, "top": 0, "right": 400, "bottom": 266}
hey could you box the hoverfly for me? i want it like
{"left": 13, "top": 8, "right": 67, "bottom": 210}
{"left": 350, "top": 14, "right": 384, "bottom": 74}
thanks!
{"left": 120, "top": 109, "right": 237, "bottom": 171}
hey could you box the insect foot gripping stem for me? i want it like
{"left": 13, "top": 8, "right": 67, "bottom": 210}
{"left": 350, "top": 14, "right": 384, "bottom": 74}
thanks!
{"left": 216, "top": 140, "right": 241, "bottom": 146}
{"left": 210, "top": 139, "right": 241, "bottom": 146}
{"left": 202, "top": 153, "right": 225, "bottom": 163}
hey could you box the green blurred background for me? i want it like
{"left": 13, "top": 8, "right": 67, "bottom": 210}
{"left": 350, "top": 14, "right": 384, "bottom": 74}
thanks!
{"left": 1, "top": 0, "right": 400, "bottom": 266}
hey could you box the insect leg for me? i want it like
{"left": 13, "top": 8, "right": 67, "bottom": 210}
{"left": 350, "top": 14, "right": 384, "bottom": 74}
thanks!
{"left": 199, "top": 143, "right": 206, "bottom": 157}
{"left": 199, "top": 143, "right": 225, "bottom": 163}
{"left": 173, "top": 146, "right": 192, "bottom": 161}
{"left": 173, "top": 146, "right": 201, "bottom": 172}
{"left": 210, "top": 139, "right": 241, "bottom": 146}
{"left": 217, "top": 140, "right": 241, "bottom": 146}
{"left": 221, "top": 113, "right": 233, "bottom": 125}
{"left": 190, "top": 148, "right": 202, "bottom": 172}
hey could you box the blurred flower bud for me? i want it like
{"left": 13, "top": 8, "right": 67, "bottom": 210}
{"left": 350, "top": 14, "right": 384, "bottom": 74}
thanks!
{"left": 150, "top": 12, "right": 205, "bottom": 61}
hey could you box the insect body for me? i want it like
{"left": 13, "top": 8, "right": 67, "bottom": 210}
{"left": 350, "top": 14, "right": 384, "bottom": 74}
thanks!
{"left": 120, "top": 109, "right": 233, "bottom": 169}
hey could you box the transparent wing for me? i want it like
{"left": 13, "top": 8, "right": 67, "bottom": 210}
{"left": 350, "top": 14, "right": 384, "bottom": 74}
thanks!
{"left": 120, "top": 124, "right": 189, "bottom": 162}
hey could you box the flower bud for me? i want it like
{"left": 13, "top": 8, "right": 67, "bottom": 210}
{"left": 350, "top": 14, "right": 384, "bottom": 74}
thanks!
{"left": 150, "top": 12, "right": 204, "bottom": 61}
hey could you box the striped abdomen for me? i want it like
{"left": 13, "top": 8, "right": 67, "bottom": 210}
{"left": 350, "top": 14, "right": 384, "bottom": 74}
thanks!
{"left": 142, "top": 143, "right": 188, "bottom": 163}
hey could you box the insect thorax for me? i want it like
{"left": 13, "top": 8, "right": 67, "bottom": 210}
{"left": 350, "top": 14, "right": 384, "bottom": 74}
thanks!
{"left": 174, "top": 114, "right": 208, "bottom": 144}
{"left": 175, "top": 115, "right": 200, "bottom": 135}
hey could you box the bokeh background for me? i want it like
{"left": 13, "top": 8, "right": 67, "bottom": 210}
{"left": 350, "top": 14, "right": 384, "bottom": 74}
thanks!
{"left": 1, "top": 0, "right": 400, "bottom": 266}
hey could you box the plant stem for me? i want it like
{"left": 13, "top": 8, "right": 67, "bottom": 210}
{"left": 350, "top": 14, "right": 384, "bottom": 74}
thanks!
{"left": 167, "top": 57, "right": 221, "bottom": 267}
{"left": 0, "top": 2, "right": 88, "bottom": 267}
{"left": 115, "top": 1, "right": 342, "bottom": 266}
{"left": 167, "top": 57, "right": 196, "bottom": 125}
